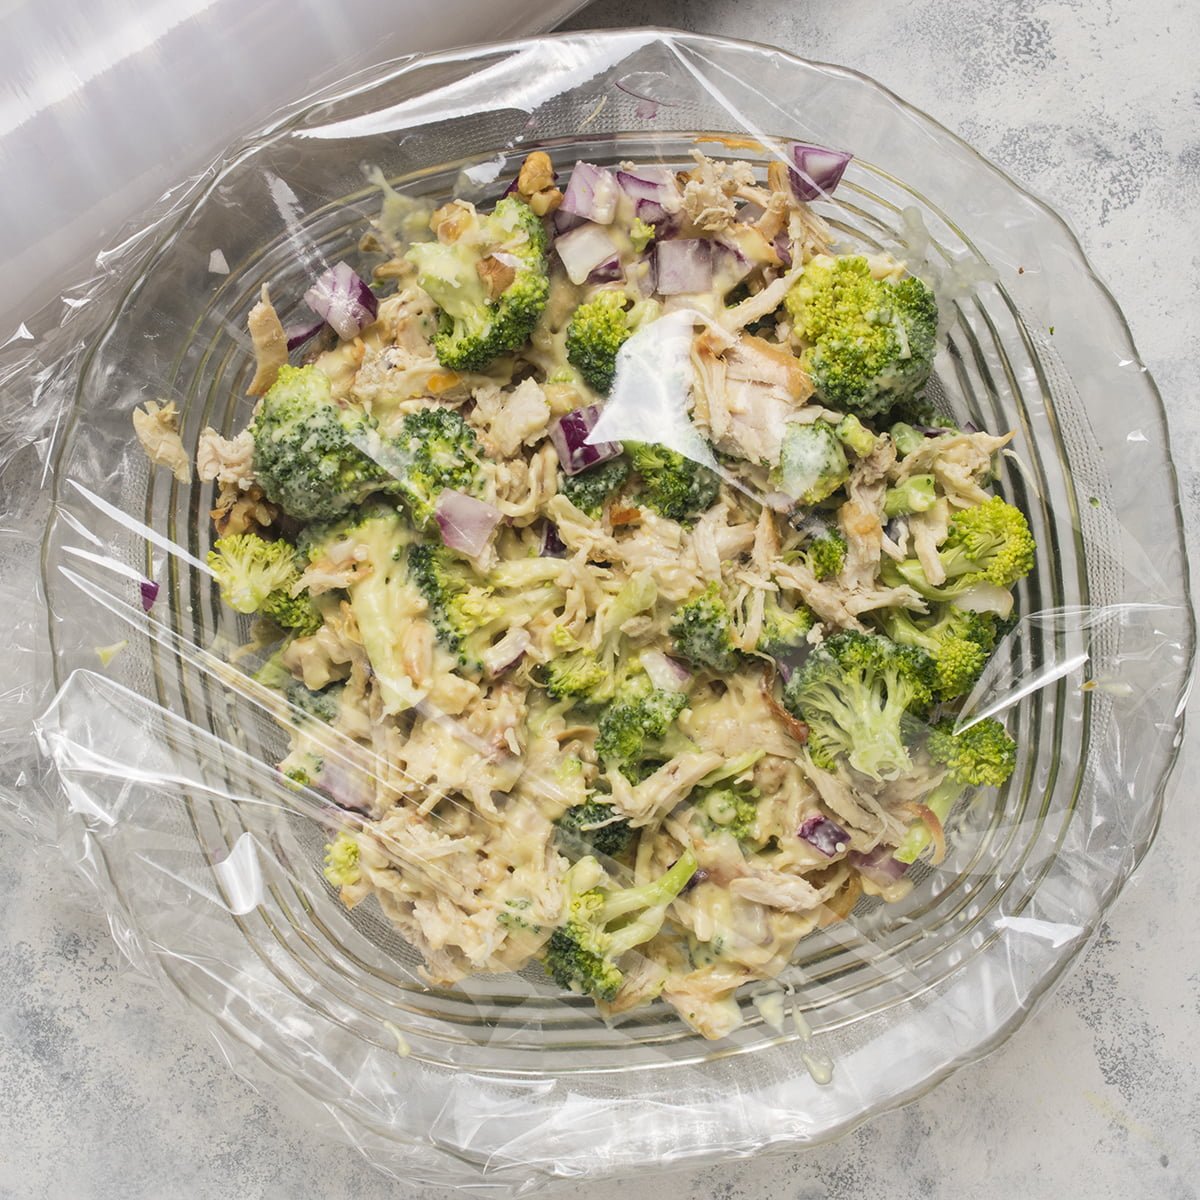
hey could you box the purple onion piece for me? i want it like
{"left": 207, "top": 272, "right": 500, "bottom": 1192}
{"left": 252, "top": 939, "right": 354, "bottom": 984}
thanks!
{"left": 285, "top": 317, "right": 326, "bottom": 352}
{"left": 303, "top": 261, "right": 378, "bottom": 341}
{"left": 799, "top": 815, "right": 850, "bottom": 857}
{"left": 552, "top": 207, "right": 585, "bottom": 235}
{"left": 539, "top": 521, "right": 567, "bottom": 558}
{"left": 549, "top": 405, "right": 622, "bottom": 476}
{"left": 788, "top": 141, "right": 853, "bottom": 202}
{"left": 616, "top": 166, "right": 677, "bottom": 203}
{"left": 554, "top": 222, "right": 620, "bottom": 285}
{"left": 849, "top": 847, "right": 909, "bottom": 888}
{"left": 560, "top": 161, "right": 620, "bottom": 225}
{"left": 640, "top": 649, "right": 692, "bottom": 694}
{"left": 481, "top": 628, "right": 531, "bottom": 679}
{"left": 773, "top": 230, "right": 793, "bottom": 267}
{"left": 434, "top": 490, "right": 502, "bottom": 558}
{"left": 712, "top": 238, "right": 754, "bottom": 287}
{"left": 139, "top": 579, "right": 159, "bottom": 611}
{"left": 587, "top": 256, "right": 624, "bottom": 284}
{"left": 653, "top": 238, "right": 713, "bottom": 295}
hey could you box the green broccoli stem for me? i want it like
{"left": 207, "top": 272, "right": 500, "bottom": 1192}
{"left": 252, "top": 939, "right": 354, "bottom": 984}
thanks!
{"left": 603, "top": 849, "right": 698, "bottom": 956}
{"left": 892, "top": 777, "right": 962, "bottom": 864}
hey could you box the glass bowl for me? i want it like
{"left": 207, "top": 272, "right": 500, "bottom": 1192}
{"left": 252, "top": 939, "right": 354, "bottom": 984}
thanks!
{"left": 34, "top": 29, "right": 1194, "bottom": 1192}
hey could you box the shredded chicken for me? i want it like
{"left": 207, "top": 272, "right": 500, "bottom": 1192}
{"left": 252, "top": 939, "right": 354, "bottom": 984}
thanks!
{"left": 246, "top": 284, "right": 288, "bottom": 396}
{"left": 196, "top": 428, "right": 256, "bottom": 489}
{"left": 132, "top": 400, "right": 191, "bottom": 483}
{"left": 680, "top": 150, "right": 757, "bottom": 232}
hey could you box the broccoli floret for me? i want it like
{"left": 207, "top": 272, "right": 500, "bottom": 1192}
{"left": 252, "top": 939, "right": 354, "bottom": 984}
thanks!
{"left": 628, "top": 442, "right": 720, "bottom": 522}
{"left": 629, "top": 216, "right": 657, "bottom": 254}
{"left": 757, "top": 595, "right": 815, "bottom": 657}
{"left": 541, "top": 851, "right": 698, "bottom": 1001}
{"left": 542, "top": 654, "right": 611, "bottom": 701}
{"left": 694, "top": 786, "right": 758, "bottom": 841}
{"left": 323, "top": 831, "right": 361, "bottom": 887}
{"left": 669, "top": 582, "right": 740, "bottom": 673}
{"left": 893, "top": 717, "right": 1017, "bottom": 863}
{"left": 595, "top": 673, "right": 691, "bottom": 773}
{"left": 406, "top": 195, "right": 549, "bottom": 372}
{"left": 785, "top": 255, "right": 938, "bottom": 418}
{"left": 806, "top": 527, "right": 847, "bottom": 581}
{"left": 782, "top": 630, "right": 936, "bottom": 781}
{"left": 207, "top": 532, "right": 298, "bottom": 615}
{"left": 555, "top": 799, "right": 634, "bottom": 860}
{"left": 251, "top": 365, "right": 391, "bottom": 522}
{"left": 263, "top": 590, "right": 322, "bottom": 637}
{"left": 389, "top": 406, "right": 482, "bottom": 527}
{"left": 878, "top": 605, "right": 1000, "bottom": 700}
{"left": 207, "top": 531, "right": 320, "bottom": 634}
{"left": 409, "top": 541, "right": 556, "bottom": 674}
{"left": 565, "top": 294, "right": 660, "bottom": 393}
{"left": 884, "top": 496, "right": 1036, "bottom": 599}
{"left": 883, "top": 473, "right": 937, "bottom": 517}
{"left": 559, "top": 456, "right": 630, "bottom": 517}
{"left": 836, "top": 413, "right": 879, "bottom": 458}
{"left": 286, "top": 681, "right": 344, "bottom": 723}
{"left": 775, "top": 420, "right": 850, "bottom": 506}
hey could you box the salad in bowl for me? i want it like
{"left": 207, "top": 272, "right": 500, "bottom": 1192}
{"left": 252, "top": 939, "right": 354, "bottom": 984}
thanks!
{"left": 136, "top": 143, "right": 1034, "bottom": 1040}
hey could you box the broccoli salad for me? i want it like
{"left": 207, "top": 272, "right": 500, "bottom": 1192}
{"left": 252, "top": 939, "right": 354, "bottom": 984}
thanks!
{"left": 135, "top": 146, "right": 1035, "bottom": 1040}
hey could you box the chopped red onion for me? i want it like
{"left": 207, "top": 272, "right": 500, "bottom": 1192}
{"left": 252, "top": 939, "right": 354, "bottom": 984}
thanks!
{"left": 587, "top": 256, "right": 625, "bottom": 284}
{"left": 641, "top": 649, "right": 692, "bottom": 694}
{"left": 285, "top": 317, "right": 326, "bottom": 352}
{"left": 552, "top": 207, "right": 585, "bottom": 235}
{"left": 313, "top": 754, "right": 372, "bottom": 814}
{"left": 303, "top": 261, "right": 379, "bottom": 341}
{"left": 712, "top": 238, "right": 754, "bottom": 287}
{"left": 560, "top": 162, "right": 620, "bottom": 225}
{"left": 539, "top": 521, "right": 568, "bottom": 558}
{"left": 616, "top": 166, "right": 679, "bottom": 204}
{"left": 139, "top": 579, "right": 159, "bottom": 611}
{"left": 849, "top": 847, "right": 909, "bottom": 888}
{"left": 549, "top": 405, "right": 623, "bottom": 475}
{"left": 554, "top": 222, "right": 621, "bottom": 285}
{"left": 653, "top": 239, "right": 713, "bottom": 295}
{"left": 481, "top": 628, "right": 531, "bottom": 679}
{"left": 798, "top": 815, "right": 849, "bottom": 857}
{"left": 788, "top": 142, "right": 853, "bottom": 202}
{"left": 636, "top": 199, "right": 682, "bottom": 239}
{"left": 773, "top": 230, "right": 793, "bottom": 267}
{"left": 434, "top": 490, "right": 502, "bottom": 558}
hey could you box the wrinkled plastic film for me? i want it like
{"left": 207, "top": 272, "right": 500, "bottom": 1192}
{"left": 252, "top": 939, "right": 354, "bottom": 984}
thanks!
{"left": 1, "top": 30, "right": 1194, "bottom": 1194}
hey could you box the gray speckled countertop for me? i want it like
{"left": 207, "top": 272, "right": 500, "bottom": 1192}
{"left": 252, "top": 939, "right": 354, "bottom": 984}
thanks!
{"left": 3, "top": 1, "right": 1198, "bottom": 1197}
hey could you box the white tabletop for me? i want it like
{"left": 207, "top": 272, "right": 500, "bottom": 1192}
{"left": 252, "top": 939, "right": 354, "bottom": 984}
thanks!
{"left": 3, "top": 1, "right": 1198, "bottom": 1196}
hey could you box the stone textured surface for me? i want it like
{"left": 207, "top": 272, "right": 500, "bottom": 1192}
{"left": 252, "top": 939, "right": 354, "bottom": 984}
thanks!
{"left": 2, "top": 1, "right": 1198, "bottom": 1197}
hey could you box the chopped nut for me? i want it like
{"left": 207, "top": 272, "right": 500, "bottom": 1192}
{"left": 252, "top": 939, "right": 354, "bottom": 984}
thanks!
{"left": 373, "top": 257, "right": 415, "bottom": 281}
{"left": 476, "top": 254, "right": 517, "bottom": 300}
{"left": 431, "top": 200, "right": 473, "bottom": 243}
{"left": 517, "top": 150, "right": 555, "bottom": 197}
{"left": 211, "top": 481, "right": 277, "bottom": 536}
{"left": 528, "top": 187, "right": 562, "bottom": 217}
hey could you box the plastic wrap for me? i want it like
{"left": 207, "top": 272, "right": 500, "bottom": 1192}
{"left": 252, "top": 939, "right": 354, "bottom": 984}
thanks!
{"left": 0, "top": 30, "right": 1193, "bottom": 1193}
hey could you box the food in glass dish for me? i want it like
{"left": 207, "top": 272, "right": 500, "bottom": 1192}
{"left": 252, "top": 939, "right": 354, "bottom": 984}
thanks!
{"left": 136, "top": 145, "right": 1034, "bottom": 1039}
